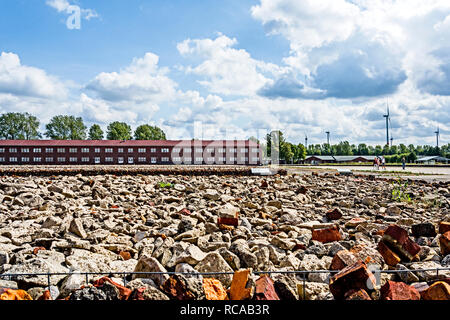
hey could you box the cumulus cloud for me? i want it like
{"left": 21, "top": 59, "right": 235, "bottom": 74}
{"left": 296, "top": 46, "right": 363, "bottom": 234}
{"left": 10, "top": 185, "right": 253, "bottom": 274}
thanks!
{"left": 177, "top": 34, "right": 285, "bottom": 96}
{"left": 86, "top": 52, "right": 178, "bottom": 103}
{"left": 0, "top": 52, "right": 67, "bottom": 99}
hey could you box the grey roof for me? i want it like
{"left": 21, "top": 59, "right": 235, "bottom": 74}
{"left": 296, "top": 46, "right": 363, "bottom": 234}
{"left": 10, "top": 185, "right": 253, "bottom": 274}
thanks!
{"left": 417, "top": 156, "right": 450, "bottom": 162}
{"left": 305, "top": 156, "right": 335, "bottom": 161}
{"left": 306, "top": 155, "right": 377, "bottom": 161}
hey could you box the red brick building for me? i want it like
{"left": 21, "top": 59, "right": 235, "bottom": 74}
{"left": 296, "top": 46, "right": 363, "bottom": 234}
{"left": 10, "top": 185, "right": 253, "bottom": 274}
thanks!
{"left": 0, "top": 140, "right": 261, "bottom": 165}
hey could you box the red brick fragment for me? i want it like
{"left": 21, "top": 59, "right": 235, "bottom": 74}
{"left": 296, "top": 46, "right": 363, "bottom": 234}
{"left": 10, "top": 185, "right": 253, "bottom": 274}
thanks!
{"left": 178, "top": 208, "right": 191, "bottom": 216}
{"left": 326, "top": 208, "right": 342, "bottom": 221}
{"left": 330, "top": 250, "right": 361, "bottom": 271}
{"left": 422, "top": 281, "right": 450, "bottom": 300}
{"left": 382, "top": 224, "right": 421, "bottom": 261}
{"left": 217, "top": 217, "right": 239, "bottom": 227}
{"left": 37, "top": 290, "right": 52, "bottom": 300}
{"left": 377, "top": 241, "right": 401, "bottom": 267}
{"left": 254, "top": 275, "right": 279, "bottom": 301}
{"left": 119, "top": 251, "right": 132, "bottom": 261}
{"left": 203, "top": 278, "right": 228, "bottom": 300}
{"left": 439, "top": 222, "right": 450, "bottom": 234}
{"left": 329, "top": 262, "right": 376, "bottom": 300}
{"left": 33, "top": 247, "right": 46, "bottom": 255}
{"left": 312, "top": 226, "right": 342, "bottom": 243}
{"left": 344, "top": 289, "right": 372, "bottom": 300}
{"left": 439, "top": 232, "right": 450, "bottom": 256}
{"left": 380, "top": 281, "right": 420, "bottom": 300}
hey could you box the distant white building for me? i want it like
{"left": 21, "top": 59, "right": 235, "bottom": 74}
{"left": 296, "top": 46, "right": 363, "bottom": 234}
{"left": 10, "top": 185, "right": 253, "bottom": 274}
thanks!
{"left": 416, "top": 156, "right": 449, "bottom": 164}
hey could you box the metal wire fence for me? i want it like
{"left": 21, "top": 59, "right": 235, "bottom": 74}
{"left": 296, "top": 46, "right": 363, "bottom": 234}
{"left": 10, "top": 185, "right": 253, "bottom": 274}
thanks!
{"left": 1, "top": 266, "right": 449, "bottom": 300}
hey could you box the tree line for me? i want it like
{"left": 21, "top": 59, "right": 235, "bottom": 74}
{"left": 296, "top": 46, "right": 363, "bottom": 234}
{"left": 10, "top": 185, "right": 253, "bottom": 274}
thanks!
{"left": 0, "top": 113, "right": 166, "bottom": 141}
{"left": 264, "top": 130, "right": 449, "bottom": 163}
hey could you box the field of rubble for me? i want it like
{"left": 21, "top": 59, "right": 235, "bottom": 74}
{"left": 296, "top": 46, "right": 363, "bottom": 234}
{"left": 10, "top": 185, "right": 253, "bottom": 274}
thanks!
{"left": 0, "top": 168, "right": 449, "bottom": 300}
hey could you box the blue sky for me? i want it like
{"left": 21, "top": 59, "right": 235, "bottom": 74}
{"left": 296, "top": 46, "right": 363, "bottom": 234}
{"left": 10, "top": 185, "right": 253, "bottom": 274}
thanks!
{"left": 0, "top": 0, "right": 449, "bottom": 146}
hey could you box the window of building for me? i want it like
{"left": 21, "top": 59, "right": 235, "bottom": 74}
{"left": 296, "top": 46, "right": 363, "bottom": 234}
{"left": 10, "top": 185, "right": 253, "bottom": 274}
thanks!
{"left": 21, "top": 157, "right": 29, "bottom": 162}
{"left": 195, "top": 148, "right": 203, "bottom": 153}
{"left": 184, "top": 157, "right": 192, "bottom": 163}
{"left": 128, "top": 148, "right": 133, "bottom": 153}
{"left": 9, "top": 148, "right": 17, "bottom": 153}
{"left": 118, "top": 157, "right": 124, "bottom": 163}
{"left": 229, "top": 157, "right": 236, "bottom": 161}
{"left": 161, "top": 148, "right": 169, "bottom": 153}
{"left": 94, "top": 157, "right": 100, "bottom": 164}
{"left": 33, "top": 148, "right": 41, "bottom": 153}
{"left": 206, "top": 148, "right": 214, "bottom": 153}
{"left": 183, "top": 148, "right": 191, "bottom": 153}
{"left": 207, "top": 157, "right": 215, "bottom": 162}
{"left": 57, "top": 148, "right": 65, "bottom": 153}
{"left": 240, "top": 148, "right": 248, "bottom": 153}
{"left": 69, "top": 148, "right": 77, "bottom": 153}
{"left": 81, "top": 148, "right": 89, "bottom": 153}
{"left": 118, "top": 148, "right": 123, "bottom": 153}
{"left": 151, "top": 157, "right": 157, "bottom": 164}
{"left": 173, "top": 148, "right": 181, "bottom": 153}
{"left": 240, "top": 157, "right": 248, "bottom": 162}
{"left": 22, "top": 148, "right": 29, "bottom": 153}
{"left": 150, "top": 148, "right": 156, "bottom": 153}
{"left": 45, "top": 157, "right": 53, "bottom": 162}
{"left": 57, "top": 157, "right": 65, "bottom": 162}
{"left": 218, "top": 157, "right": 226, "bottom": 162}
{"left": 95, "top": 148, "right": 101, "bottom": 153}
{"left": 138, "top": 157, "right": 146, "bottom": 162}
{"left": 105, "top": 157, "right": 113, "bottom": 162}
{"left": 69, "top": 157, "right": 77, "bottom": 162}
{"left": 9, "top": 157, "right": 17, "bottom": 162}
{"left": 0, "top": 148, "right": 4, "bottom": 153}
{"left": 172, "top": 157, "right": 182, "bottom": 162}
{"left": 252, "top": 157, "right": 259, "bottom": 162}
{"left": 105, "top": 148, "right": 113, "bottom": 153}
{"left": 45, "top": 148, "right": 53, "bottom": 153}
{"left": 252, "top": 148, "right": 259, "bottom": 153}
{"left": 161, "top": 157, "right": 169, "bottom": 162}
{"left": 195, "top": 157, "right": 203, "bottom": 162}
{"left": 0, "top": 157, "right": 4, "bottom": 162}
{"left": 229, "top": 148, "right": 237, "bottom": 153}
{"left": 33, "top": 157, "right": 41, "bottom": 162}
{"left": 138, "top": 148, "right": 146, "bottom": 153}
{"left": 128, "top": 157, "right": 134, "bottom": 163}
{"left": 81, "top": 157, "right": 89, "bottom": 162}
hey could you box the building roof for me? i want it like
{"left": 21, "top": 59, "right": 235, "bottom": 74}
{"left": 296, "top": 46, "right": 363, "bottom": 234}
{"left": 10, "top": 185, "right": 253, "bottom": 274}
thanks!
{"left": 305, "top": 155, "right": 335, "bottom": 161}
{"left": 417, "top": 156, "right": 450, "bottom": 162}
{"left": 0, "top": 140, "right": 259, "bottom": 147}
{"left": 306, "top": 155, "right": 377, "bottom": 161}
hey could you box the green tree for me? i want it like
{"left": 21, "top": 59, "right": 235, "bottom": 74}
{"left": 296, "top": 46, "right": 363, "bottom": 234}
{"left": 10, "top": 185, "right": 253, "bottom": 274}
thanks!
{"left": 295, "top": 143, "right": 307, "bottom": 161}
{"left": 134, "top": 124, "right": 166, "bottom": 140}
{"left": 88, "top": 124, "right": 104, "bottom": 140}
{"left": 281, "top": 142, "right": 294, "bottom": 163}
{"left": 45, "top": 115, "right": 86, "bottom": 140}
{"left": 0, "top": 112, "right": 41, "bottom": 140}
{"left": 106, "top": 121, "right": 132, "bottom": 140}
{"left": 357, "top": 143, "right": 369, "bottom": 155}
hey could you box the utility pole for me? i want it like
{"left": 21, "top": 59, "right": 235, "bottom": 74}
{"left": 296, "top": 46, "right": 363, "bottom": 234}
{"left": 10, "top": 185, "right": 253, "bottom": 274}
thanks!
{"left": 435, "top": 126, "right": 440, "bottom": 148}
{"left": 325, "top": 131, "right": 330, "bottom": 145}
{"left": 383, "top": 102, "right": 390, "bottom": 146}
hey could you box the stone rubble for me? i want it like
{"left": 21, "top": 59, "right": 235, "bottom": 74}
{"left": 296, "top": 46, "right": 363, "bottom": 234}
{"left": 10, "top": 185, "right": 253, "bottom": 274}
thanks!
{"left": 0, "top": 171, "right": 448, "bottom": 300}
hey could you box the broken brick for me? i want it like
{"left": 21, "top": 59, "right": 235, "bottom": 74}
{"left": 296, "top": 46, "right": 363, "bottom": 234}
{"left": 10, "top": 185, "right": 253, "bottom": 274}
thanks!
{"left": 161, "top": 275, "right": 196, "bottom": 300}
{"left": 422, "top": 281, "right": 450, "bottom": 300}
{"left": 312, "top": 226, "right": 342, "bottom": 243}
{"left": 92, "top": 277, "right": 132, "bottom": 300}
{"left": 178, "top": 208, "right": 191, "bottom": 216}
{"left": 439, "top": 231, "right": 450, "bottom": 256}
{"left": 411, "top": 223, "right": 437, "bottom": 238}
{"left": 37, "top": 290, "right": 52, "bottom": 300}
{"left": 380, "top": 281, "right": 420, "bottom": 300}
{"left": 33, "top": 247, "right": 46, "bottom": 255}
{"left": 229, "top": 269, "right": 254, "bottom": 300}
{"left": 203, "top": 278, "right": 228, "bottom": 300}
{"left": 119, "top": 251, "right": 132, "bottom": 261}
{"left": 217, "top": 217, "right": 239, "bottom": 227}
{"left": 218, "top": 224, "right": 235, "bottom": 231}
{"left": 326, "top": 208, "right": 342, "bottom": 221}
{"left": 344, "top": 289, "right": 372, "bottom": 300}
{"left": 329, "top": 261, "right": 377, "bottom": 300}
{"left": 330, "top": 250, "right": 361, "bottom": 271}
{"left": 0, "top": 289, "right": 32, "bottom": 300}
{"left": 254, "top": 275, "right": 279, "bottom": 300}
{"left": 377, "top": 241, "right": 401, "bottom": 267}
{"left": 439, "top": 222, "right": 450, "bottom": 234}
{"left": 382, "top": 224, "right": 421, "bottom": 261}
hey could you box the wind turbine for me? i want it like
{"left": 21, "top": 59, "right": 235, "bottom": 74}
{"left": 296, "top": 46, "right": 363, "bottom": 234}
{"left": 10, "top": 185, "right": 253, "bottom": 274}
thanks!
{"left": 383, "top": 101, "right": 390, "bottom": 146}
{"left": 435, "top": 126, "right": 440, "bottom": 148}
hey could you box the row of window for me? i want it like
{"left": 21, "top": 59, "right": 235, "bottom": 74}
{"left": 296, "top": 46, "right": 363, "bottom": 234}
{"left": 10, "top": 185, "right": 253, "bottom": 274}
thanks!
{"left": 0, "top": 147, "right": 259, "bottom": 154}
{"left": 1, "top": 156, "right": 259, "bottom": 163}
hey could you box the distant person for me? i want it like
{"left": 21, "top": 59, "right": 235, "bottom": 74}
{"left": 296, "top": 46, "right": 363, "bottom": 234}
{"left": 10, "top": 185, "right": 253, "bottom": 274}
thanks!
{"left": 381, "top": 156, "right": 386, "bottom": 170}
{"left": 373, "top": 157, "right": 378, "bottom": 170}
{"left": 402, "top": 157, "right": 406, "bottom": 170}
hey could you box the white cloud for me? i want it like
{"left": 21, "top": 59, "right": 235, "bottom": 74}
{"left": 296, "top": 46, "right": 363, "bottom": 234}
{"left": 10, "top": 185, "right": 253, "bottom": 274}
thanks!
{"left": 0, "top": 52, "right": 67, "bottom": 99}
{"left": 177, "top": 34, "right": 286, "bottom": 96}
{"left": 86, "top": 52, "right": 178, "bottom": 103}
